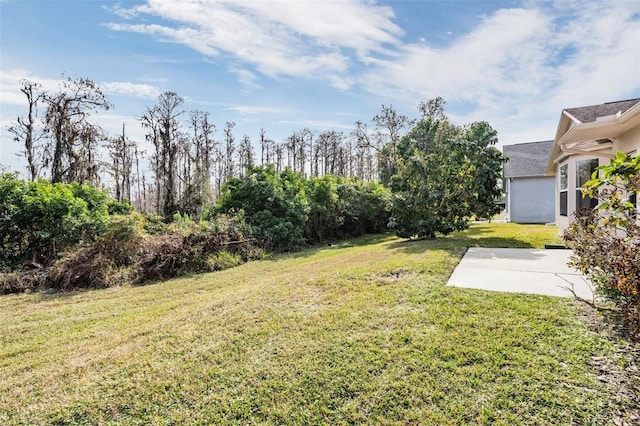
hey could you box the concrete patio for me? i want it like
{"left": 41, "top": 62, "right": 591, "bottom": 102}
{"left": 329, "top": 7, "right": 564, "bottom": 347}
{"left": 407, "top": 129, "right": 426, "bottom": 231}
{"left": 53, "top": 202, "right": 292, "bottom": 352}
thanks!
{"left": 446, "top": 247, "right": 595, "bottom": 299}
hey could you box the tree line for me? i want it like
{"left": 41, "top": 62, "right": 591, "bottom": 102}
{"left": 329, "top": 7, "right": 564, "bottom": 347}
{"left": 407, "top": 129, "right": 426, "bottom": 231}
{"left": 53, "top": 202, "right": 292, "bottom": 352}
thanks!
{"left": 8, "top": 76, "right": 424, "bottom": 219}
{"left": 7, "top": 75, "right": 505, "bottom": 240}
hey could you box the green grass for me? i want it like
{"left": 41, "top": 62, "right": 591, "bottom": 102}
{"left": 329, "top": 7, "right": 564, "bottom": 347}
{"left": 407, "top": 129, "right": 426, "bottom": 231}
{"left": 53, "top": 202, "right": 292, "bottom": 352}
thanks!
{"left": 0, "top": 223, "right": 627, "bottom": 424}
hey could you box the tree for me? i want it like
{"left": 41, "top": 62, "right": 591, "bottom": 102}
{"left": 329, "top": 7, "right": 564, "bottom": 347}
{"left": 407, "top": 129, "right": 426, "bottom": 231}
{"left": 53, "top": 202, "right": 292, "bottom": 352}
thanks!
{"left": 186, "top": 110, "right": 216, "bottom": 212}
{"left": 42, "top": 77, "right": 111, "bottom": 184}
{"left": 352, "top": 120, "right": 376, "bottom": 181}
{"left": 238, "top": 134, "right": 254, "bottom": 176}
{"left": 389, "top": 99, "right": 504, "bottom": 239}
{"left": 8, "top": 80, "right": 45, "bottom": 181}
{"left": 141, "top": 91, "right": 184, "bottom": 219}
{"left": 223, "top": 121, "right": 236, "bottom": 180}
{"left": 107, "top": 124, "right": 136, "bottom": 204}
{"left": 372, "top": 104, "right": 413, "bottom": 185}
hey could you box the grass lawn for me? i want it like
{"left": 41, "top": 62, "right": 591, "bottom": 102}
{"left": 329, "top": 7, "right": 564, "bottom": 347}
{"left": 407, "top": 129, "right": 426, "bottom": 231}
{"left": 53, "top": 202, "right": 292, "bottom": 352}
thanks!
{"left": 0, "top": 223, "right": 632, "bottom": 424}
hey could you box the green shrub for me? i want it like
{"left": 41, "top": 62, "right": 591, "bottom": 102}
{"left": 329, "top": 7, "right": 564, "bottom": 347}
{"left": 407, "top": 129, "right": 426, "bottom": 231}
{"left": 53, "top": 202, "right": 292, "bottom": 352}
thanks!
{"left": 564, "top": 152, "right": 640, "bottom": 340}
{"left": 216, "top": 165, "right": 309, "bottom": 251}
{"left": 0, "top": 174, "right": 109, "bottom": 270}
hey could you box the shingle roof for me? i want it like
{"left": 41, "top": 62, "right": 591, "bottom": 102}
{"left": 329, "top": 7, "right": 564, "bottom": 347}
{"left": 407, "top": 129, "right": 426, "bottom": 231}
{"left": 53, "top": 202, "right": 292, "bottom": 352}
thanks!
{"left": 503, "top": 140, "right": 554, "bottom": 178}
{"left": 564, "top": 98, "right": 640, "bottom": 124}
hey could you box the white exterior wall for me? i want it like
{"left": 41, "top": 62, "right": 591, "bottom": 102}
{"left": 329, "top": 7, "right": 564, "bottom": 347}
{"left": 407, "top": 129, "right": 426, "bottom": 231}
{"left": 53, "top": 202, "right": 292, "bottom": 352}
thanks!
{"left": 508, "top": 176, "right": 555, "bottom": 223}
{"left": 616, "top": 125, "right": 640, "bottom": 154}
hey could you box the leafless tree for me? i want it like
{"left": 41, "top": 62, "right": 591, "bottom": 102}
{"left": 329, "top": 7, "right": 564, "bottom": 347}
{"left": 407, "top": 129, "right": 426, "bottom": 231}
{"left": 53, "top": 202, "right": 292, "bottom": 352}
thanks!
{"left": 41, "top": 76, "right": 111, "bottom": 184}
{"left": 238, "top": 134, "right": 254, "bottom": 176}
{"left": 372, "top": 104, "right": 413, "bottom": 185}
{"left": 223, "top": 121, "right": 236, "bottom": 180}
{"left": 141, "top": 91, "right": 184, "bottom": 218}
{"left": 108, "top": 123, "right": 136, "bottom": 203}
{"left": 8, "top": 80, "right": 45, "bottom": 181}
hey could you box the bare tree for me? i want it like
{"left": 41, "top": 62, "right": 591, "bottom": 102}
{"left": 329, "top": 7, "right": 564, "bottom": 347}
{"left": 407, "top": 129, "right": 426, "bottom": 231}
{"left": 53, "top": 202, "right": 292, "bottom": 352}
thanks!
{"left": 42, "top": 76, "right": 111, "bottom": 184}
{"left": 238, "top": 134, "right": 254, "bottom": 176}
{"left": 141, "top": 91, "right": 184, "bottom": 219}
{"left": 223, "top": 121, "right": 236, "bottom": 180}
{"left": 351, "top": 120, "right": 376, "bottom": 181}
{"left": 108, "top": 123, "right": 136, "bottom": 203}
{"left": 8, "top": 80, "right": 45, "bottom": 181}
{"left": 372, "top": 104, "right": 413, "bottom": 185}
{"left": 189, "top": 110, "right": 217, "bottom": 207}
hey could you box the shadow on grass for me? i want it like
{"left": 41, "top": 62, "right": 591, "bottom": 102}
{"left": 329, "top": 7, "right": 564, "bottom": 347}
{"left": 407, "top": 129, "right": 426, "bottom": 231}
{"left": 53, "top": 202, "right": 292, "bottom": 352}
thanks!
{"left": 386, "top": 225, "right": 534, "bottom": 254}
{"left": 267, "top": 233, "right": 398, "bottom": 261}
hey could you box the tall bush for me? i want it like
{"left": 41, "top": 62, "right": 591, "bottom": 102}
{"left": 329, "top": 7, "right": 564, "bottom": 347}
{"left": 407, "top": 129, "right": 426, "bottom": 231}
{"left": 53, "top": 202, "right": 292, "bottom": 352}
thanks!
{"left": 0, "top": 174, "right": 110, "bottom": 269}
{"left": 564, "top": 152, "right": 640, "bottom": 339}
{"left": 216, "top": 165, "right": 309, "bottom": 251}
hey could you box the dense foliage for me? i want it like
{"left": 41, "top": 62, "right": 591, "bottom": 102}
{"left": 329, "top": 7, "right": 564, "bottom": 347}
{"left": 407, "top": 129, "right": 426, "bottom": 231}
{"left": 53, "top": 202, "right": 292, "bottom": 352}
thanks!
{"left": 214, "top": 166, "right": 310, "bottom": 251}
{"left": 214, "top": 165, "right": 391, "bottom": 251}
{"left": 0, "top": 173, "right": 111, "bottom": 270}
{"left": 389, "top": 117, "right": 504, "bottom": 239}
{"left": 1, "top": 170, "right": 390, "bottom": 292}
{"left": 564, "top": 152, "right": 640, "bottom": 340}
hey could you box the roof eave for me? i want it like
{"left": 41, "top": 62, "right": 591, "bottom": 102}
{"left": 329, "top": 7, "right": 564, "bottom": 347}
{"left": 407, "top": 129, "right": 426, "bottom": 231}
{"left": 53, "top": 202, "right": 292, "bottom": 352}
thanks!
{"left": 546, "top": 100, "right": 640, "bottom": 175}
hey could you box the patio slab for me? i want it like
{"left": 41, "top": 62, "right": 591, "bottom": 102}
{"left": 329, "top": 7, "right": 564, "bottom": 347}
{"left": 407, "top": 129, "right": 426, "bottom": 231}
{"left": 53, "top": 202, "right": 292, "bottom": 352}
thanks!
{"left": 446, "top": 248, "right": 595, "bottom": 299}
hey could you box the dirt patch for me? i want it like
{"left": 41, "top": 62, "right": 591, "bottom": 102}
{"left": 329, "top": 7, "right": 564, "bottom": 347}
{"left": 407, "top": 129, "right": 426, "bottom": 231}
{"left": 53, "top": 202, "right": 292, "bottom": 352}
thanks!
{"left": 378, "top": 269, "right": 412, "bottom": 282}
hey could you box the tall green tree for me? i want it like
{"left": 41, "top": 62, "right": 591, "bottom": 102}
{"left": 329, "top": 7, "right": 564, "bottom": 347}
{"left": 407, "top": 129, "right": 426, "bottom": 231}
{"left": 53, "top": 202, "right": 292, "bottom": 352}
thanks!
{"left": 389, "top": 100, "right": 504, "bottom": 239}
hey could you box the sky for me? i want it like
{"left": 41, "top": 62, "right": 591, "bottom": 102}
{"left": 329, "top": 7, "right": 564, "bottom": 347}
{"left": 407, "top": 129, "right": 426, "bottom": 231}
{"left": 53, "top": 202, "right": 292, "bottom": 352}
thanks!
{"left": 1, "top": 0, "right": 639, "bottom": 175}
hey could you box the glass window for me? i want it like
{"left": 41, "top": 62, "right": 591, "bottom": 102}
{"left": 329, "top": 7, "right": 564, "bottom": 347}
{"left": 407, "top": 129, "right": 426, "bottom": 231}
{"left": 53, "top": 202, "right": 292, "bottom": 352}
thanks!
{"left": 560, "top": 164, "right": 568, "bottom": 190}
{"left": 560, "top": 192, "right": 568, "bottom": 216}
{"left": 559, "top": 164, "right": 568, "bottom": 216}
{"left": 576, "top": 159, "right": 599, "bottom": 211}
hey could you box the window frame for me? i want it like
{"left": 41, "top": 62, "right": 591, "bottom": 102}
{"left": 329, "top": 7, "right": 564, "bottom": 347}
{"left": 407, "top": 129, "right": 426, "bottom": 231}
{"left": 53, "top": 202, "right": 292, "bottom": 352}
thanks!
{"left": 575, "top": 158, "right": 599, "bottom": 212}
{"left": 559, "top": 164, "right": 568, "bottom": 216}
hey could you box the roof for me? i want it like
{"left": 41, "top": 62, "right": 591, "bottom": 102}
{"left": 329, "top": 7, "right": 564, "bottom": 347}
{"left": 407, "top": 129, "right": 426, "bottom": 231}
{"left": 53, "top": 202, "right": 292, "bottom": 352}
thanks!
{"left": 564, "top": 98, "right": 640, "bottom": 124}
{"left": 504, "top": 140, "right": 554, "bottom": 178}
{"left": 546, "top": 98, "right": 640, "bottom": 175}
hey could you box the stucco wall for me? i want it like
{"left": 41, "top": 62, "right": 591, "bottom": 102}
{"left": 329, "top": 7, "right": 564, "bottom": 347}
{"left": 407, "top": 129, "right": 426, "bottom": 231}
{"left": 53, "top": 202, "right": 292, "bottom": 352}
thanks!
{"left": 508, "top": 176, "right": 555, "bottom": 223}
{"left": 615, "top": 125, "right": 640, "bottom": 154}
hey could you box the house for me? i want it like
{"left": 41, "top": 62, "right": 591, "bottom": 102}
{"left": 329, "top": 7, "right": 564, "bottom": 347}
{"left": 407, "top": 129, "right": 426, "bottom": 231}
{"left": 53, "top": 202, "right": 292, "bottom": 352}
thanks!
{"left": 546, "top": 98, "right": 640, "bottom": 233}
{"left": 503, "top": 140, "right": 555, "bottom": 223}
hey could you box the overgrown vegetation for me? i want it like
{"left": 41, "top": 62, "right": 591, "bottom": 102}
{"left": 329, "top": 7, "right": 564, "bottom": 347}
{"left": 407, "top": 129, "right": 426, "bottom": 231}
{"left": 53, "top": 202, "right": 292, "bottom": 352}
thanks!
{"left": 0, "top": 223, "right": 635, "bottom": 425}
{"left": 1, "top": 170, "right": 391, "bottom": 293}
{"left": 0, "top": 173, "right": 112, "bottom": 270}
{"left": 564, "top": 152, "right": 640, "bottom": 340}
{"left": 214, "top": 166, "right": 391, "bottom": 250}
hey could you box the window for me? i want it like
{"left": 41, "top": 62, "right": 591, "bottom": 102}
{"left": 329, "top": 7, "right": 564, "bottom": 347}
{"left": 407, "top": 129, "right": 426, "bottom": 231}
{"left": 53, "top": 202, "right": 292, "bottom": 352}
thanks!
{"left": 559, "top": 164, "right": 568, "bottom": 216}
{"left": 560, "top": 192, "right": 568, "bottom": 216}
{"left": 576, "top": 159, "right": 599, "bottom": 211}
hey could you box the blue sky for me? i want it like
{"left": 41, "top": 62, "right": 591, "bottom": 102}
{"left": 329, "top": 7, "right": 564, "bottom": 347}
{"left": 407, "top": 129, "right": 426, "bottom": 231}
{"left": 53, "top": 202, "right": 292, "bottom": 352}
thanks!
{"left": 1, "top": 0, "right": 639, "bottom": 174}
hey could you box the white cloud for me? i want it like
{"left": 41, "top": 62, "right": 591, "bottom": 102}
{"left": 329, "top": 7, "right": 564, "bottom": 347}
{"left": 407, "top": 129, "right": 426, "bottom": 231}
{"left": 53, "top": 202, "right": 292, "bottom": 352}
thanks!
{"left": 223, "top": 104, "right": 287, "bottom": 115}
{"left": 103, "top": 4, "right": 154, "bottom": 19}
{"left": 97, "top": 0, "right": 640, "bottom": 149}
{"left": 279, "top": 118, "right": 353, "bottom": 131}
{"left": 361, "top": 1, "right": 640, "bottom": 146}
{"left": 100, "top": 81, "right": 163, "bottom": 99}
{"left": 105, "top": 0, "right": 402, "bottom": 89}
{"left": 229, "top": 68, "right": 262, "bottom": 92}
